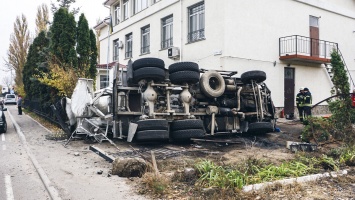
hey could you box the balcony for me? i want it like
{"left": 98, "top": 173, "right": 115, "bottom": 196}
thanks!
{"left": 279, "top": 35, "right": 338, "bottom": 64}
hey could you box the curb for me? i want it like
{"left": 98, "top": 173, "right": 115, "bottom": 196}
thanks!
{"left": 8, "top": 110, "right": 62, "bottom": 200}
{"left": 242, "top": 169, "right": 348, "bottom": 192}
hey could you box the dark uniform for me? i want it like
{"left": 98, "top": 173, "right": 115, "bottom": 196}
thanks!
{"left": 303, "top": 88, "right": 312, "bottom": 118}
{"left": 17, "top": 96, "right": 22, "bottom": 115}
{"left": 296, "top": 87, "right": 305, "bottom": 122}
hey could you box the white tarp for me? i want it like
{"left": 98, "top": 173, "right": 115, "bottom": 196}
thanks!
{"left": 71, "top": 78, "right": 93, "bottom": 117}
{"left": 65, "top": 97, "right": 76, "bottom": 126}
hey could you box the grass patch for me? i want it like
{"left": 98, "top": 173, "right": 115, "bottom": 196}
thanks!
{"left": 340, "top": 147, "right": 355, "bottom": 166}
{"left": 141, "top": 173, "right": 171, "bottom": 196}
{"left": 194, "top": 154, "right": 339, "bottom": 190}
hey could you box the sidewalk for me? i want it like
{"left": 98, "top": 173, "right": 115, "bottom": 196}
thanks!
{"left": 7, "top": 106, "right": 61, "bottom": 200}
{"left": 277, "top": 114, "right": 332, "bottom": 124}
{"left": 6, "top": 105, "right": 146, "bottom": 200}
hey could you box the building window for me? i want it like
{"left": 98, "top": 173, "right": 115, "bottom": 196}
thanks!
{"left": 188, "top": 2, "right": 205, "bottom": 43}
{"left": 125, "top": 33, "right": 133, "bottom": 58}
{"left": 134, "top": 0, "right": 148, "bottom": 14}
{"left": 141, "top": 26, "right": 150, "bottom": 54}
{"left": 161, "top": 15, "right": 173, "bottom": 49}
{"left": 100, "top": 75, "right": 109, "bottom": 89}
{"left": 309, "top": 16, "right": 319, "bottom": 27}
{"left": 123, "top": 0, "right": 129, "bottom": 20}
{"left": 114, "top": 4, "right": 121, "bottom": 25}
{"left": 113, "top": 39, "right": 119, "bottom": 61}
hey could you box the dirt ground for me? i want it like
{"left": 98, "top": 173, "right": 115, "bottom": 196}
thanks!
{"left": 91, "top": 118, "right": 355, "bottom": 199}
{"left": 22, "top": 108, "right": 355, "bottom": 200}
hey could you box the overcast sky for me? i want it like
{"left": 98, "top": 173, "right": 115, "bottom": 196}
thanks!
{"left": 0, "top": 0, "right": 109, "bottom": 87}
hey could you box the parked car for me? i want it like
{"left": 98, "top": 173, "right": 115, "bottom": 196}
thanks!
{"left": 4, "top": 94, "right": 16, "bottom": 105}
{"left": 0, "top": 106, "right": 7, "bottom": 133}
{"left": 0, "top": 97, "right": 3, "bottom": 108}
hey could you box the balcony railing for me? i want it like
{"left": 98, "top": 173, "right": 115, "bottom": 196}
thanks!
{"left": 141, "top": 45, "right": 150, "bottom": 54}
{"left": 161, "top": 38, "right": 173, "bottom": 49}
{"left": 279, "top": 35, "right": 338, "bottom": 63}
{"left": 188, "top": 29, "right": 205, "bottom": 43}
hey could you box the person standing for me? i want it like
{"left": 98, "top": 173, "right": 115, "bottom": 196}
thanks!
{"left": 303, "top": 88, "right": 312, "bottom": 118}
{"left": 296, "top": 87, "right": 305, "bottom": 122}
{"left": 17, "top": 95, "right": 22, "bottom": 115}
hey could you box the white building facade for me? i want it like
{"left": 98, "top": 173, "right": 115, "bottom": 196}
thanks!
{"left": 95, "top": 0, "right": 355, "bottom": 115}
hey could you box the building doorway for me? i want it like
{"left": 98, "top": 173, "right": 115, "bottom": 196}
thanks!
{"left": 310, "top": 15, "right": 319, "bottom": 57}
{"left": 284, "top": 67, "right": 295, "bottom": 118}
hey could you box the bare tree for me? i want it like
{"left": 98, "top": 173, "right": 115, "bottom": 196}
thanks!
{"left": 6, "top": 14, "right": 31, "bottom": 94}
{"left": 36, "top": 3, "right": 49, "bottom": 35}
{"left": 51, "top": 0, "right": 80, "bottom": 15}
{"left": 2, "top": 76, "right": 12, "bottom": 88}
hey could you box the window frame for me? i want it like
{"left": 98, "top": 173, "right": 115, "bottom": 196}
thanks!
{"left": 113, "top": 39, "right": 119, "bottom": 61}
{"left": 100, "top": 75, "right": 109, "bottom": 89}
{"left": 114, "top": 3, "right": 121, "bottom": 25}
{"left": 123, "top": 0, "right": 130, "bottom": 21}
{"left": 141, "top": 25, "right": 150, "bottom": 54}
{"left": 188, "top": 2, "right": 205, "bottom": 43}
{"left": 134, "top": 0, "right": 148, "bottom": 14}
{"left": 161, "top": 15, "right": 173, "bottom": 49}
{"left": 125, "top": 33, "right": 133, "bottom": 58}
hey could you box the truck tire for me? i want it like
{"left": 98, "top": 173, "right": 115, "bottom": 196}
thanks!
{"left": 247, "top": 122, "right": 274, "bottom": 134}
{"left": 241, "top": 70, "right": 266, "bottom": 84}
{"left": 169, "top": 71, "right": 200, "bottom": 84}
{"left": 168, "top": 62, "right": 199, "bottom": 74}
{"left": 135, "top": 130, "right": 169, "bottom": 141}
{"left": 200, "top": 71, "right": 225, "bottom": 98}
{"left": 171, "top": 119, "right": 204, "bottom": 131}
{"left": 136, "top": 119, "right": 168, "bottom": 131}
{"left": 133, "top": 67, "right": 166, "bottom": 82}
{"left": 132, "top": 57, "right": 165, "bottom": 70}
{"left": 171, "top": 129, "right": 205, "bottom": 140}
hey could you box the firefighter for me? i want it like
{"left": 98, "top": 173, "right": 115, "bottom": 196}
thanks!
{"left": 351, "top": 89, "right": 355, "bottom": 108}
{"left": 303, "top": 87, "right": 312, "bottom": 118}
{"left": 296, "top": 87, "right": 305, "bottom": 122}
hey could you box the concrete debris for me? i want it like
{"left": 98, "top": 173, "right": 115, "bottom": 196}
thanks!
{"left": 74, "top": 152, "right": 80, "bottom": 156}
{"left": 97, "top": 170, "right": 103, "bottom": 175}
{"left": 243, "top": 169, "right": 348, "bottom": 192}
{"left": 184, "top": 168, "right": 196, "bottom": 180}
{"left": 111, "top": 158, "right": 147, "bottom": 178}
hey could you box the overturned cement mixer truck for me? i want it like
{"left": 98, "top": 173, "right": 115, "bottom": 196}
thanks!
{"left": 55, "top": 57, "right": 276, "bottom": 143}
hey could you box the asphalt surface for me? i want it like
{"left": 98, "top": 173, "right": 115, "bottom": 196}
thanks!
{"left": 1, "top": 105, "right": 146, "bottom": 200}
{"left": 0, "top": 109, "right": 49, "bottom": 200}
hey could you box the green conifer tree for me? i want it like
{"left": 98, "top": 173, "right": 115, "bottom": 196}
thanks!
{"left": 89, "top": 29, "right": 98, "bottom": 80}
{"left": 77, "top": 13, "right": 91, "bottom": 75}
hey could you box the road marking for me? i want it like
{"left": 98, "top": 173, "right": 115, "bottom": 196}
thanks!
{"left": 5, "top": 175, "right": 15, "bottom": 200}
{"left": 2, "top": 144, "right": 6, "bottom": 151}
{"left": 1, "top": 134, "right": 4, "bottom": 141}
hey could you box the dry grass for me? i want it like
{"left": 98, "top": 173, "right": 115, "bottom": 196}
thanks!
{"left": 140, "top": 172, "right": 171, "bottom": 197}
{"left": 24, "top": 109, "right": 62, "bottom": 133}
{"left": 24, "top": 108, "right": 68, "bottom": 140}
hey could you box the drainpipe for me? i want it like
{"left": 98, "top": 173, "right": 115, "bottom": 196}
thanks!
{"left": 180, "top": 0, "right": 183, "bottom": 61}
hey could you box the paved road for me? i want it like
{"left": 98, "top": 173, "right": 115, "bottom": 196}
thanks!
{"left": 1, "top": 105, "right": 145, "bottom": 200}
{"left": 0, "top": 105, "right": 49, "bottom": 200}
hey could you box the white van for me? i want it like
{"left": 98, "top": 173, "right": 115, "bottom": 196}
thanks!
{"left": 4, "top": 94, "right": 16, "bottom": 105}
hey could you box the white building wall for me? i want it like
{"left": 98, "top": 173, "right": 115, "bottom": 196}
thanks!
{"left": 97, "top": 0, "right": 355, "bottom": 108}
